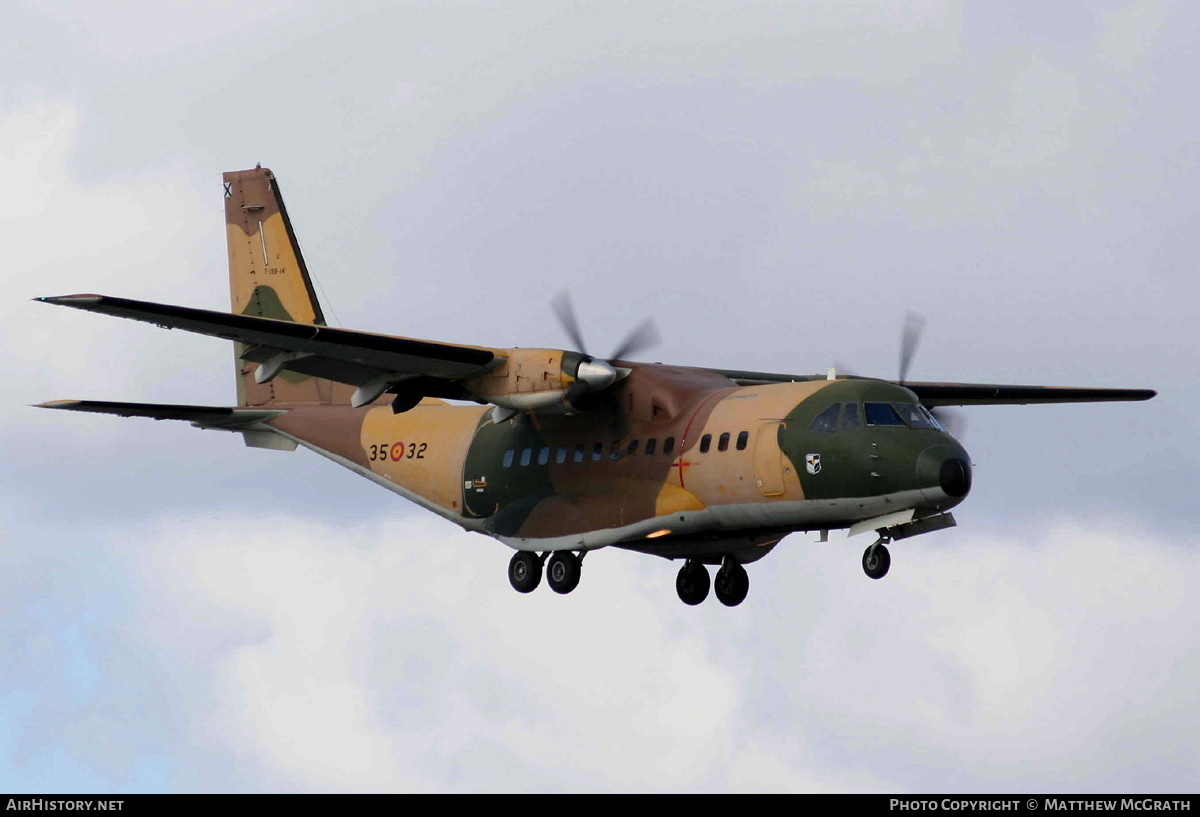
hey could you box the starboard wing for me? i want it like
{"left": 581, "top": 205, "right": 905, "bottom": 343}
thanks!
{"left": 711, "top": 368, "right": 1155, "bottom": 406}
{"left": 898, "top": 381, "right": 1157, "bottom": 407}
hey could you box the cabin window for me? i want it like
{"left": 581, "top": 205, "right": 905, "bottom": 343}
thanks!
{"left": 627, "top": 440, "right": 639, "bottom": 457}
{"left": 537, "top": 447, "right": 550, "bottom": 465}
{"left": 809, "top": 403, "right": 841, "bottom": 433}
{"left": 520, "top": 448, "right": 532, "bottom": 466}
{"left": 663, "top": 436, "right": 676, "bottom": 456}
{"left": 610, "top": 441, "right": 621, "bottom": 460}
{"left": 842, "top": 403, "right": 860, "bottom": 429}
{"left": 502, "top": 449, "right": 514, "bottom": 468}
{"left": 555, "top": 446, "right": 568, "bottom": 464}
{"left": 699, "top": 434, "right": 712, "bottom": 453}
{"left": 574, "top": 444, "right": 585, "bottom": 463}
{"left": 864, "top": 402, "right": 906, "bottom": 427}
{"left": 645, "top": 438, "right": 657, "bottom": 456}
{"left": 718, "top": 432, "right": 730, "bottom": 452}
{"left": 736, "top": 431, "right": 749, "bottom": 450}
{"left": 592, "top": 442, "right": 603, "bottom": 461}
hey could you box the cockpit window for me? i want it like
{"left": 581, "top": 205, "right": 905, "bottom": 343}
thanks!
{"left": 841, "top": 403, "right": 860, "bottom": 429}
{"left": 895, "top": 403, "right": 937, "bottom": 429}
{"left": 809, "top": 403, "right": 841, "bottom": 433}
{"left": 864, "top": 402, "right": 906, "bottom": 427}
{"left": 920, "top": 405, "right": 945, "bottom": 431}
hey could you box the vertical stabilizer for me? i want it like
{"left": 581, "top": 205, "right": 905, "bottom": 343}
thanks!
{"left": 224, "top": 166, "right": 338, "bottom": 407}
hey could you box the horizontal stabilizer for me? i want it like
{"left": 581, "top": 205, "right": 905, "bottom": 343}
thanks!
{"left": 35, "top": 399, "right": 285, "bottom": 429}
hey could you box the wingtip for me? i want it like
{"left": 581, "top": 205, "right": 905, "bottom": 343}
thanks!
{"left": 34, "top": 400, "right": 82, "bottom": 409}
{"left": 34, "top": 294, "right": 104, "bottom": 306}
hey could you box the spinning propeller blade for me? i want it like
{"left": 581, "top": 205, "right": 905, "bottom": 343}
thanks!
{"left": 899, "top": 310, "right": 926, "bottom": 384}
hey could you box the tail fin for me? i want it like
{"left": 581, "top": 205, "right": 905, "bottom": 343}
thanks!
{"left": 224, "top": 166, "right": 337, "bottom": 407}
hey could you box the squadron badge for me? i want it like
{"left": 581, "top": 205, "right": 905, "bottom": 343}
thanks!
{"left": 805, "top": 453, "right": 822, "bottom": 475}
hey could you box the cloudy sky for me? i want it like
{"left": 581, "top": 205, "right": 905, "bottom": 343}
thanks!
{"left": 2, "top": 0, "right": 1196, "bottom": 793}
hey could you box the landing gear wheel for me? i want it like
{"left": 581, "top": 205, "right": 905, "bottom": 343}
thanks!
{"left": 676, "top": 560, "right": 710, "bottom": 606}
{"left": 713, "top": 560, "right": 749, "bottom": 607}
{"left": 862, "top": 543, "right": 891, "bottom": 580}
{"left": 547, "top": 551, "right": 582, "bottom": 594}
{"left": 508, "top": 551, "right": 542, "bottom": 593}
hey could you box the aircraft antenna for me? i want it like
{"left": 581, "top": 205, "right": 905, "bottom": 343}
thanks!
{"left": 295, "top": 232, "right": 343, "bottom": 328}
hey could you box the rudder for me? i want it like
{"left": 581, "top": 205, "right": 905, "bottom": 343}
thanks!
{"left": 224, "top": 166, "right": 338, "bottom": 407}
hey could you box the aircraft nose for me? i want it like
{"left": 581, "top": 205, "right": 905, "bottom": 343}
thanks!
{"left": 917, "top": 445, "right": 972, "bottom": 505}
{"left": 938, "top": 456, "right": 972, "bottom": 498}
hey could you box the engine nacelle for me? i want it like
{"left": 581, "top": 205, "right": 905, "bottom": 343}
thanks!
{"left": 463, "top": 348, "right": 623, "bottom": 419}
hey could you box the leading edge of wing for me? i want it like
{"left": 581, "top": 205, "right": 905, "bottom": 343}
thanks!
{"left": 35, "top": 294, "right": 500, "bottom": 381}
{"left": 34, "top": 399, "right": 285, "bottom": 428}
{"left": 901, "top": 382, "right": 1157, "bottom": 407}
{"left": 711, "top": 365, "right": 1156, "bottom": 406}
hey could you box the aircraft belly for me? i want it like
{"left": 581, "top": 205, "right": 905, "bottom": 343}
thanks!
{"left": 493, "top": 487, "right": 938, "bottom": 553}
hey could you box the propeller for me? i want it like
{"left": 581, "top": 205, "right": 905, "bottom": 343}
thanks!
{"left": 932, "top": 406, "right": 966, "bottom": 440}
{"left": 550, "top": 291, "right": 590, "bottom": 358}
{"left": 898, "top": 310, "right": 926, "bottom": 384}
{"left": 609, "top": 318, "right": 661, "bottom": 363}
{"left": 896, "top": 310, "right": 966, "bottom": 440}
{"left": 551, "top": 292, "right": 661, "bottom": 403}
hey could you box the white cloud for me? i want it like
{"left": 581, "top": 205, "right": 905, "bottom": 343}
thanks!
{"left": 0, "top": 98, "right": 228, "bottom": 406}
{"left": 116, "top": 513, "right": 744, "bottom": 791}
{"left": 7, "top": 510, "right": 1190, "bottom": 792}
{"left": 29, "top": 0, "right": 302, "bottom": 63}
{"left": 1096, "top": 0, "right": 1172, "bottom": 71}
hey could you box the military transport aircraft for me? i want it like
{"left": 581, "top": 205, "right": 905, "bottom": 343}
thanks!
{"left": 35, "top": 166, "right": 1155, "bottom": 606}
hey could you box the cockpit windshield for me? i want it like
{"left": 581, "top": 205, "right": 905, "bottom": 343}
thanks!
{"left": 815, "top": 401, "right": 947, "bottom": 432}
{"left": 809, "top": 403, "right": 841, "bottom": 432}
{"left": 864, "top": 402, "right": 906, "bottom": 427}
{"left": 895, "top": 403, "right": 939, "bottom": 430}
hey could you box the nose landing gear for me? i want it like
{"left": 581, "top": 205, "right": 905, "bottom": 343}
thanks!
{"left": 862, "top": 538, "right": 891, "bottom": 580}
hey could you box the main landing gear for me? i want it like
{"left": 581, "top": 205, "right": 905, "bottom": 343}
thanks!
{"left": 862, "top": 538, "right": 891, "bottom": 580}
{"left": 510, "top": 550, "right": 753, "bottom": 606}
{"left": 546, "top": 551, "right": 581, "bottom": 594}
{"left": 675, "top": 560, "right": 710, "bottom": 606}
{"left": 675, "top": 558, "right": 749, "bottom": 607}
{"left": 508, "top": 551, "right": 543, "bottom": 593}
{"left": 508, "top": 550, "right": 584, "bottom": 594}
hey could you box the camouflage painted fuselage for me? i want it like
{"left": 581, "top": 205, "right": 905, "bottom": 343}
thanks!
{"left": 267, "top": 367, "right": 970, "bottom": 563}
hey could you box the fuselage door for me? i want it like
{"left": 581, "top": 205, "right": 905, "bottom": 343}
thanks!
{"left": 753, "top": 422, "right": 786, "bottom": 497}
{"left": 462, "top": 468, "right": 498, "bottom": 518}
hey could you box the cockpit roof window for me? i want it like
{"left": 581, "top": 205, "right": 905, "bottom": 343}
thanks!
{"left": 896, "top": 403, "right": 937, "bottom": 429}
{"left": 809, "top": 403, "right": 841, "bottom": 433}
{"left": 864, "top": 402, "right": 906, "bottom": 427}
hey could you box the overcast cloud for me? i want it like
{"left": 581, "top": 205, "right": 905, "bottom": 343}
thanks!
{"left": 2, "top": 0, "right": 1196, "bottom": 792}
